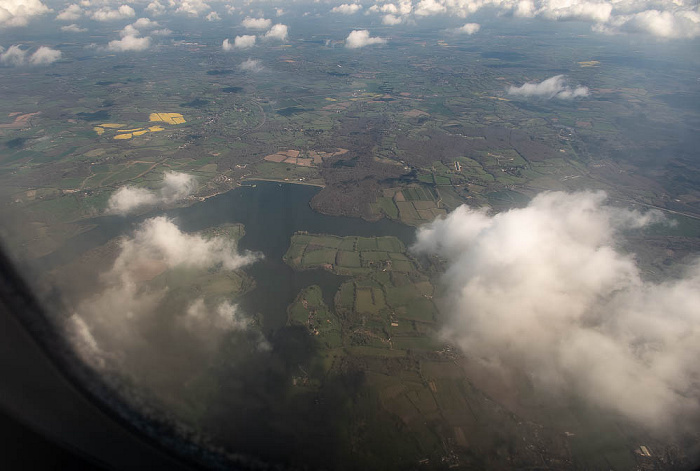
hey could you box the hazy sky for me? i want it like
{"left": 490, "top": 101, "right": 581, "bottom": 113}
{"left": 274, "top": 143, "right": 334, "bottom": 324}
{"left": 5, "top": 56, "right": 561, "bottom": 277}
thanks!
{"left": 1, "top": 0, "right": 699, "bottom": 54}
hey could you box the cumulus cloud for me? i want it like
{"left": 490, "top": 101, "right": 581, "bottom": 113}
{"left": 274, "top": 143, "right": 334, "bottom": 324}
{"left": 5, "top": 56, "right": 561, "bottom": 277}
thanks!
{"left": 361, "top": 0, "right": 700, "bottom": 39}
{"left": 0, "top": 45, "right": 61, "bottom": 66}
{"left": 132, "top": 17, "right": 159, "bottom": 29}
{"left": 241, "top": 16, "right": 271, "bottom": 29}
{"left": 408, "top": 0, "right": 614, "bottom": 20}
{"left": 598, "top": 9, "right": 700, "bottom": 39}
{"left": 61, "top": 23, "right": 86, "bottom": 32}
{"left": 103, "top": 20, "right": 159, "bottom": 52}
{"left": 175, "top": 0, "right": 211, "bottom": 17}
{"left": 507, "top": 75, "right": 589, "bottom": 100}
{"left": 537, "top": 0, "right": 613, "bottom": 22}
{"left": 451, "top": 22, "right": 480, "bottom": 34}
{"left": 345, "top": 29, "right": 387, "bottom": 49}
{"left": 239, "top": 57, "right": 262, "bottom": 72}
{"left": 369, "top": 1, "right": 413, "bottom": 16}
{"left": 107, "top": 33, "right": 150, "bottom": 52}
{"left": 369, "top": 3, "right": 394, "bottom": 14}
{"left": 67, "top": 216, "right": 263, "bottom": 376}
{"left": 107, "top": 187, "right": 157, "bottom": 213}
{"left": 120, "top": 24, "right": 139, "bottom": 38}
{"left": 0, "top": 0, "right": 50, "bottom": 27}
{"left": 182, "top": 298, "right": 251, "bottom": 337}
{"left": 159, "top": 171, "right": 197, "bottom": 202}
{"left": 145, "top": 0, "right": 166, "bottom": 16}
{"left": 0, "top": 44, "right": 26, "bottom": 65}
{"left": 56, "top": 3, "right": 82, "bottom": 21}
{"left": 223, "top": 35, "right": 256, "bottom": 51}
{"left": 205, "top": 11, "right": 220, "bottom": 21}
{"left": 107, "top": 172, "right": 197, "bottom": 215}
{"left": 263, "top": 23, "right": 288, "bottom": 41}
{"left": 415, "top": 0, "right": 447, "bottom": 16}
{"left": 331, "top": 3, "right": 363, "bottom": 14}
{"left": 382, "top": 14, "right": 404, "bottom": 25}
{"left": 113, "top": 216, "right": 257, "bottom": 272}
{"left": 90, "top": 4, "right": 135, "bottom": 21}
{"left": 413, "top": 191, "right": 700, "bottom": 429}
{"left": 514, "top": 0, "right": 536, "bottom": 17}
{"left": 28, "top": 45, "right": 61, "bottom": 64}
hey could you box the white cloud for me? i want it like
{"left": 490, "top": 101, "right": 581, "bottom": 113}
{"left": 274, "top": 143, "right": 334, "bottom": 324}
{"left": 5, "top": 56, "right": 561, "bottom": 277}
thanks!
{"left": 90, "top": 4, "right": 135, "bottom": 22}
{"left": 0, "top": 44, "right": 26, "bottom": 65}
{"left": 369, "top": 3, "right": 398, "bottom": 14}
{"left": 107, "top": 172, "right": 196, "bottom": 215}
{"left": 223, "top": 35, "right": 256, "bottom": 50}
{"left": 108, "top": 33, "right": 151, "bottom": 52}
{"left": 0, "top": 0, "right": 50, "bottom": 27}
{"left": 0, "top": 44, "right": 61, "bottom": 66}
{"left": 28, "top": 45, "right": 61, "bottom": 65}
{"left": 382, "top": 14, "right": 403, "bottom": 25}
{"left": 398, "top": 0, "right": 414, "bottom": 15}
{"left": 514, "top": 0, "right": 535, "bottom": 17}
{"left": 263, "top": 23, "right": 288, "bottom": 41}
{"left": 145, "top": 0, "right": 166, "bottom": 16}
{"left": 151, "top": 27, "right": 171, "bottom": 36}
{"left": 331, "top": 3, "right": 363, "bottom": 14}
{"left": 451, "top": 22, "right": 480, "bottom": 34}
{"left": 120, "top": 24, "right": 139, "bottom": 37}
{"left": 241, "top": 16, "right": 271, "bottom": 29}
{"left": 175, "top": 0, "right": 211, "bottom": 17}
{"left": 107, "top": 187, "right": 158, "bottom": 213}
{"left": 61, "top": 23, "right": 86, "bottom": 32}
{"left": 538, "top": 0, "right": 613, "bottom": 22}
{"left": 239, "top": 57, "right": 262, "bottom": 72}
{"left": 67, "top": 216, "right": 262, "bottom": 371}
{"left": 56, "top": 3, "right": 82, "bottom": 21}
{"left": 600, "top": 9, "right": 700, "bottom": 39}
{"left": 507, "top": 75, "right": 589, "bottom": 100}
{"left": 114, "top": 216, "right": 257, "bottom": 272}
{"left": 359, "top": 0, "right": 700, "bottom": 39}
{"left": 413, "top": 191, "right": 700, "bottom": 428}
{"left": 345, "top": 29, "right": 387, "bottom": 48}
{"left": 415, "top": 0, "right": 447, "bottom": 16}
{"left": 159, "top": 171, "right": 197, "bottom": 203}
{"left": 205, "top": 11, "right": 220, "bottom": 21}
{"left": 132, "top": 17, "right": 159, "bottom": 29}
{"left": 183, "top": 299, "right": 251, "bottom": 337}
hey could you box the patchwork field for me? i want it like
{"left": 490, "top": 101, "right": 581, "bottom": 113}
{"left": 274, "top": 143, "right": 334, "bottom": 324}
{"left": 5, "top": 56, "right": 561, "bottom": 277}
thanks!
{"left": 284, "top": 233, "right": 409, "bottom": 275}
{"left": 285, "top": 233, "right": 441, "bottom": 356}
{"left": 371, "top": 185, "right": 447, "bottom": 225}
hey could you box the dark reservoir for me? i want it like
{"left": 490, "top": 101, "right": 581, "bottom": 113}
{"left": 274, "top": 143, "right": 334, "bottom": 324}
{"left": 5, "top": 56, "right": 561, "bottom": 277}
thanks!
{"left": 172, "top": 181, "right": 416, "bottom": 330}
{"left": 39, "top": 181, "right": 416, "bottom": 330}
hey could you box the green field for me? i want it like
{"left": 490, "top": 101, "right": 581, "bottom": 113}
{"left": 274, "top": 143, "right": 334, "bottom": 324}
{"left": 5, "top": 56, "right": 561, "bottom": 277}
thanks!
{"left": 288, "top": 285, "right": 342, "bottom": 348}
{"left": 284, "top": 233, "right": 409, "bottom": 275}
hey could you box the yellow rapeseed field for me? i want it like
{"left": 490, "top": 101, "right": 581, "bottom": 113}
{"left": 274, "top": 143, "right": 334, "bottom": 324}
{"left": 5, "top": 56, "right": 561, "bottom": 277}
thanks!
{"left": 149, "top": 112, "right": 186, "bottom": 125}
{"left": 93, "top": 113, "right": 184, "bottom": 139}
